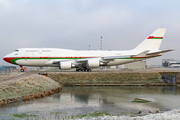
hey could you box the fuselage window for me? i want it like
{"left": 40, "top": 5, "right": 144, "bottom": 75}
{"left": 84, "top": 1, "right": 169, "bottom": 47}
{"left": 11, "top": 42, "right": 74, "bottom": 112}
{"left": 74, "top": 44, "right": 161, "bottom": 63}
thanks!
{"left": 42, "top": 50, "right": 51, "bottom": 52}
{"left": 15, "top": 50, "right": 19, "bottom": 52}
{"left": 26, "top": 50, "right": 38, "bottom": 52}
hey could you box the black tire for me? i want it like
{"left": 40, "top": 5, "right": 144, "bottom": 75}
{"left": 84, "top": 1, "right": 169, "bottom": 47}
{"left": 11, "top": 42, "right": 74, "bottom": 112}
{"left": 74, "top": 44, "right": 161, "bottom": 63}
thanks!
{"left": 20, "top": 69, "right": 24, "bottom": 72}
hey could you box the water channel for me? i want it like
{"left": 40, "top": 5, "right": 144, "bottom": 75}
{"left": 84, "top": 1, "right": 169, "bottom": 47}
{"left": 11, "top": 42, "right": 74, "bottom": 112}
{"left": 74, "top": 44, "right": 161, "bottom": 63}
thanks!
{"left": 0, "top": 86, "right": 180, "bottom": 119}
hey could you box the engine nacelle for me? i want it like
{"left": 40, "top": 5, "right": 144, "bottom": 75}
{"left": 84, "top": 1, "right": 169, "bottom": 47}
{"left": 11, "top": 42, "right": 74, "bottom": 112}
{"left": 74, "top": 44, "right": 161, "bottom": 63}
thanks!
{"left": 59, "top": 62, "right": 72, "bottom": 70}
{"left": 87, "top": 59, "right": 100, "bottom": 68}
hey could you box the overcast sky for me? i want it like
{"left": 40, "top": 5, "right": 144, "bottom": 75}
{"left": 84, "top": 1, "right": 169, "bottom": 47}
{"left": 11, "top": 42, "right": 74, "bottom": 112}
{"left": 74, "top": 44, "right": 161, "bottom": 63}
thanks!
{"left": 0, "top": 0, "right": 180, "bottom": 66}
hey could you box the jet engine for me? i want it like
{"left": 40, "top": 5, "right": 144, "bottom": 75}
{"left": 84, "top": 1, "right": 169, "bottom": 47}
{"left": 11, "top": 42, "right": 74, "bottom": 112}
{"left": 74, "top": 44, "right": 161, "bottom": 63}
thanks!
{"left": 87, "top": 59, "right": 100, "bottom": 68}
{"left": 59, "top": 62, "right": 72, "bottom": 70}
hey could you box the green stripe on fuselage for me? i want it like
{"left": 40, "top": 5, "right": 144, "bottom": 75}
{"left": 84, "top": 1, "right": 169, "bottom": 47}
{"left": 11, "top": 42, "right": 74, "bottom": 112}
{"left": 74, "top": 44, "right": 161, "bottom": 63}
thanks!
{"left": 11, "top": 58, "right": 22, "bottom": 64}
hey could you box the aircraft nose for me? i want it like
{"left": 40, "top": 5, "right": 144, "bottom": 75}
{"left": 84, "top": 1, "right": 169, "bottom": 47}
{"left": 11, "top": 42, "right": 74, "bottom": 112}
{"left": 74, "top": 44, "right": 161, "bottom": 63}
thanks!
{"left": 3, "top": 56, "right": 8, "bottom": 62}
{"left": 3, "top": 56, "right": 12, "bottom": 63}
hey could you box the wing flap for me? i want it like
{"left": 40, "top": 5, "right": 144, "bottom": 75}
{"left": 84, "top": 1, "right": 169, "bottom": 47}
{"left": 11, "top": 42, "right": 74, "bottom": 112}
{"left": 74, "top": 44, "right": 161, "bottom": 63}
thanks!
{"left": 76, "top": 59, "right": 88, "bottom": 62}
{"left": 53, "top": 61, "right": 60, "bottom": 64}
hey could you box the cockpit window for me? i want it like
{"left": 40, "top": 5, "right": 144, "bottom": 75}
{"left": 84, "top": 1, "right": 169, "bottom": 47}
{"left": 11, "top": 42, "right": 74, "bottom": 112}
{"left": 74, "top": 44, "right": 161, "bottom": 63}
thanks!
{"left": 15, "top": 50, "right": 19, "bottom": 52}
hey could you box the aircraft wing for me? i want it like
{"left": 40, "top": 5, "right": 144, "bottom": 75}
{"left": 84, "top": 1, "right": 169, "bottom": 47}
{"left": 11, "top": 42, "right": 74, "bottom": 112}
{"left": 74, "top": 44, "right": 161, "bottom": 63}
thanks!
{"left": 103, "top": 55, "right": 131, "bottom": 60}
{"left": 53, "top": 61, "right": 61, "bottom": 64}
{"left": 77, "top": 59, "right": 89, "bottom": 62}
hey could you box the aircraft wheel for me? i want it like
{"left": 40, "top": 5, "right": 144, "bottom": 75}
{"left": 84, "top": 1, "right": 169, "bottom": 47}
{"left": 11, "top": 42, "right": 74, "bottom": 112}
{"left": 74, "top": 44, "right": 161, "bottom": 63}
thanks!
{"left": 20, "top": 69, "right": 24, "bottom": 72}
{"left": 76, "top": 69, "right": 79, "bottom": 72}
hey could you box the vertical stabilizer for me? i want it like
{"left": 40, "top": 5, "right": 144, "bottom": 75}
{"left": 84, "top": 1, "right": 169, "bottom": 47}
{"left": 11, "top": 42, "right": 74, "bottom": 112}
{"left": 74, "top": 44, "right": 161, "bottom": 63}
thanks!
{"left": 134, "top": 28, "right": 166, "bottom": 51}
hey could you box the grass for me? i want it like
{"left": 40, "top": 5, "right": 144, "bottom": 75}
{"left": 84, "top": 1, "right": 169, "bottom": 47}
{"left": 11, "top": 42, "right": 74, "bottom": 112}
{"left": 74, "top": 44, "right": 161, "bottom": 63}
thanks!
{"left": 121, "top": 112, "right": 139, "bottom": 115}
{"left": 13, "top": 113, "right": 37, "bottom": 118}
{"left": 48, "top": 72, "right": 162, "bottom": 85}
{"left": 0, "top": 74, "right": 61, "bottom": 102}
{"left": 72, "top": 111, "right": 113, "bottom": 119}
{"left": 2, "top": 111, "right": 137, "bottom": 119}
{"left": 131, "top": 100, "right": 150, "bottom": 103}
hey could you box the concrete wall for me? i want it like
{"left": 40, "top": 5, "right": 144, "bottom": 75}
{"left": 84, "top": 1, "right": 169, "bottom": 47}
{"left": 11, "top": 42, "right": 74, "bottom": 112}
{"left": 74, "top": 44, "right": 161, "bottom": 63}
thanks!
{"left": 117, "top": 61, "right": 146, "bottom": 69}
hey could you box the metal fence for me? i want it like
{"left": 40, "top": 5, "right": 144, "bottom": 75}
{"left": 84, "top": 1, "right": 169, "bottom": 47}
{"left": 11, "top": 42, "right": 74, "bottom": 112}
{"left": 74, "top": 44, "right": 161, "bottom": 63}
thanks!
{"left": 0, "top": 66, "right": 16, "bottom": 74}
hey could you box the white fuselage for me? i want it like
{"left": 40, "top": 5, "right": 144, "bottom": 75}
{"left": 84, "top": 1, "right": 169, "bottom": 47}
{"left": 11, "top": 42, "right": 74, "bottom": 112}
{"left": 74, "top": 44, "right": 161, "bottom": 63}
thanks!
{"left": 3, "top": 48, "right": 143, "bottom": 67}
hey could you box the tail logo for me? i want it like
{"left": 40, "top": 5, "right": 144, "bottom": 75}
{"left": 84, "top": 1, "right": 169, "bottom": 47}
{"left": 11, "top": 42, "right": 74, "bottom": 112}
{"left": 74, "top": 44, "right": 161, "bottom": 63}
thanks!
{"left": 147, "top": 36, "right": 163, "bottom": 39}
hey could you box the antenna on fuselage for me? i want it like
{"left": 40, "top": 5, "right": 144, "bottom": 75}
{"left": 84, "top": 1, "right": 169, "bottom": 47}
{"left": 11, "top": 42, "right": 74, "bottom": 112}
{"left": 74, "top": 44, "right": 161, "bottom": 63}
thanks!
{"left": 100, "top": 36, "right": 103, "bottom": 51}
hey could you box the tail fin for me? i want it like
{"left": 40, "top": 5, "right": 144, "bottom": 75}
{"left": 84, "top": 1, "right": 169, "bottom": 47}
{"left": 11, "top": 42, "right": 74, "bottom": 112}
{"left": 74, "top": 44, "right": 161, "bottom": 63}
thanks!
{"left": 134, "top": 28, "right": 166, "bottom": 51}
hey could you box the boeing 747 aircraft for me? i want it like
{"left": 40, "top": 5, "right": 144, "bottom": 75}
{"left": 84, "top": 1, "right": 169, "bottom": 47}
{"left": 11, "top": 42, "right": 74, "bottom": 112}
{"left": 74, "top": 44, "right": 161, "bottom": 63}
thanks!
{"left": 3, "top": 28, "right": 173, "bottom": 72}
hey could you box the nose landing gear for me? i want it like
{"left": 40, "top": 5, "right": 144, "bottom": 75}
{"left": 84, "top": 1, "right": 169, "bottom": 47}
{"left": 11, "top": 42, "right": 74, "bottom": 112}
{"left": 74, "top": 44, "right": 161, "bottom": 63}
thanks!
{"left": 20, "top": 65, "right": 24, "bottom": 72}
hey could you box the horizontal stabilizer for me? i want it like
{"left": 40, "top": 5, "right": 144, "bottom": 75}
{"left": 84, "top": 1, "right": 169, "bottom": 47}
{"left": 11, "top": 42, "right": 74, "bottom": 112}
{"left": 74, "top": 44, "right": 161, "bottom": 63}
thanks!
{"left": 147, "top": 49, "right": 175, "bottom": 55}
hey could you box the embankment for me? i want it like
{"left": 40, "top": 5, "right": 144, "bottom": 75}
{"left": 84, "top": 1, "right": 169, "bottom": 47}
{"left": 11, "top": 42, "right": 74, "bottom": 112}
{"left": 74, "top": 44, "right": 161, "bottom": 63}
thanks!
{"left": 0, "top": 70, "right": 174, "bottom": 107}
{"left": 48, "top": 72, "right": 167, "bottom": 86}
{"left": 0, "top": 74, "right": 62, "bottom": 107}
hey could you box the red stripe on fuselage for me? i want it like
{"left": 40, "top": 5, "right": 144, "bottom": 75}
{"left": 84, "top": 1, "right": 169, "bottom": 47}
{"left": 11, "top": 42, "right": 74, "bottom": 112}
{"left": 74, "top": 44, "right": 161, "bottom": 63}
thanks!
{"left": 3, "top": 57, "right": 16, "bottom": 64}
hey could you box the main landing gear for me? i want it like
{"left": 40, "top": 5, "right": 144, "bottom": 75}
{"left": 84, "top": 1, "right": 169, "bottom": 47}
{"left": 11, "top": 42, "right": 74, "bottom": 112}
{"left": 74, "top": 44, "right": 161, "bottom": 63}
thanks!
{"left": 76, "top": 68, "right": 91, "bottom": 72}
{"left": 20, "top": 65, "right": 24, "bottom": 72}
